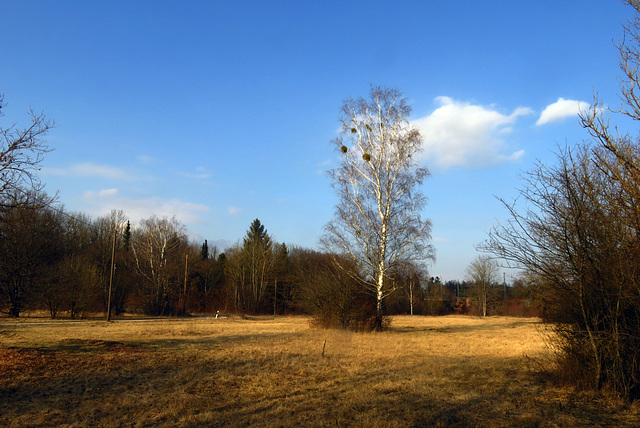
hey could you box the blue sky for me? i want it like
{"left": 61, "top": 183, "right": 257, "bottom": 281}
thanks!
{"left": 1, "top": 1, "right": 634, "bottom": 281}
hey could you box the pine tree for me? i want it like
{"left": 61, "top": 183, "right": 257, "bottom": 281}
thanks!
{"left": 122, "top": 221, "right": 131, "bottom": 251}
{"left": 200, "top": 239, "right": 209, "bottom": 260}
{"left": 242, "top": 219, "right": 273, "bottom": 312}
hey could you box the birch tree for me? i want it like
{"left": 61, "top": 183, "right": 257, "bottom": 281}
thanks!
{"left": 466, "top": 255, "right": 499, "bottom": 317}
{"left": 322, "top": 86, "right": 435, "bottom": 330}
{"left": 132, "top": 216, "right": 187, "bottom": 315}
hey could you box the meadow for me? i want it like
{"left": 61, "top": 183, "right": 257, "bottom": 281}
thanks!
{"left": 1, "top": 315, "right": 639, "bottom": 427}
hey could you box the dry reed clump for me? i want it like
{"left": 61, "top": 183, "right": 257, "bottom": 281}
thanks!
{"left": 1, "top": 315, "right": 639, "bottom": 427}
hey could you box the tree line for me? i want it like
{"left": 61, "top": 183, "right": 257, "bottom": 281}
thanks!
{"left": 0, "top": 194, "right": 526, "bottom": 321}
{"left": 0, "top": 86, "right": 534, "bottom": 324}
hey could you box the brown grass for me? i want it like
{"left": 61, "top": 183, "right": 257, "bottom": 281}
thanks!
{"left": 1, "top": 315, "right": 639, "bottom": 427}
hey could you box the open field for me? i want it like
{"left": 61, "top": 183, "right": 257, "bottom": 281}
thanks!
{"left": 1, "top": 315, "right": 639, "bottom": 427}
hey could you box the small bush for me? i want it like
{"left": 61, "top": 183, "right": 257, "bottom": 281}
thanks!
{"left": 296, "top": 250, "right": 389, "bottom": 331}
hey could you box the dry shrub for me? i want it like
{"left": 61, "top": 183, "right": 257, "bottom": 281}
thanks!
{"left": 307, "top": 281, "right": 388, "bottom": 332}
{"left": 294, "top": 249, "right": 389, "bottom": 331}
{"left": 548, "top": 319, "right": 640, "bottom": 400}
{"left": 497, "top": 299, "right": 542, "bottom": 318}
{"left": 481, "top": 2, "right": 640, "bottom": 401}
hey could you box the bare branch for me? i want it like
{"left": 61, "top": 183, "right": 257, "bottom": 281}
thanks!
{"left": 323, "top": 86, "right": 435, "bottom": 328}
{"left": 0, "top": 95, "right": 54, "bottom": 206}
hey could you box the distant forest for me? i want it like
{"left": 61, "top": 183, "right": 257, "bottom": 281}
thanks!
{"left": 0, "top": 199, "right": 536, "bottom": 323}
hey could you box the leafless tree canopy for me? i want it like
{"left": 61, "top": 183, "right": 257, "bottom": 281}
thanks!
{"left": 466, "top": 255, "right": 499, "bottom": 317}
{"left": 0, "top": 94, "right": 54, "bottom": 205}
{"left": 132, "top": 215, "right": 189, "bottom": 315}
{"left": 0, "top": 191, "right": 64, "bottom": 317}
{"left": 224, "top": 219, "right": 278, "bottom": 313}
{"left": 481, "top": 1, "right": 640, "bottom": 400}
{"left": 322, "top": 86, "right": 435, "bottom": 329}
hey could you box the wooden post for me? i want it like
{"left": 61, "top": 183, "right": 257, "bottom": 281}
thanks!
{"left": 273, "top": 279, "right": 277, "bottom": 316}
{"left": 107, "top": 228, "right": 116, "bottom": 322}
{"left": 183, "top": 253, "right": 189, "bottom": 314}
{"left": 409, "top": 279, "right": 414, "bottom": 315}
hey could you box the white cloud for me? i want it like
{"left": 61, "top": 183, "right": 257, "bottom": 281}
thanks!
{"left": 86, "top": 197, "right": 210, "bottom": 225}
{"left": 137, "top": 155, "right": 157, "bottom": 164}
{"left": 228, "top": 206, "right": 241, "bottom": 216}
{"left": 536, "top": 97, "right": 590, "bottom": 125}
{"left": 181, "top": 166, "right": 213, "bottom": 180}
{"left": 195, "top": 166, "right": 212, "bottom": 178}
{"left": 413, "top": 97, "right": 532, "bottom": 169}
{"left": 316, "top": 159, "right": 333, "bottom": 175}
{"left": 83, "top": 188, "right": 118, "bottom": 199}
{"left": 44, "top": 162, "right": 133, "bottom": 180}
{"left": 210, "top": 239, "right": 233, "bottom": 252}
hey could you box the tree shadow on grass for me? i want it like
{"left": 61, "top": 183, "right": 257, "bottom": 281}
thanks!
{"left": 389, "top": 320, "right": 538, "bottom": 335}
{"left": 1, "top": 342, "right": 638, "bottom": 427}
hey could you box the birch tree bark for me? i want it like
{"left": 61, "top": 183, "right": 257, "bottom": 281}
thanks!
{"left": 322, "top": 86, "right": 435, "bottom": 330}
{"left": 132, "top": 216, "right": 187, "bottom": 315}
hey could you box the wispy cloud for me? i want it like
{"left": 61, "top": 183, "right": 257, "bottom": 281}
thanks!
{"left": 413, "top": 97, "right": 532, "bottom": 169}
{"left": 432, "top": 236, "right": 450, "bottom": 243}
{"left": 180, "top": 166, "right": 213, "bottom": 180}
{"left": 83, "top": 188, "right": 118, "bottom": 199}
{"left": 536, "top": 97, "right": 590, "bottom": 125}
{"left": 137, "top": 155, "right": 157, "bottom": 165}
{"left": 316, "top": 159, "right": 333, "bottom": 175}
{"left": 44, "top": 162, "right": 135, "bottom": 180}
{"left": 227, "top": 206, "right": 241, "bottom": 216}
{"left": 86, "top": 197, "right": 210, "bottom": 225}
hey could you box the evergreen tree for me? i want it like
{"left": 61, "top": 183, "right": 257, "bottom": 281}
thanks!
{"left": 200, "top": 239, "right": 209, "bottom": 260}
{"left": 242, "top": 219, "right": 274, "bottom": 312}
{"left": 244, "top": 219, "right": 270, "bottom": 248}
{"left": 122, "top": 221, "right": 131, "bottom": 252}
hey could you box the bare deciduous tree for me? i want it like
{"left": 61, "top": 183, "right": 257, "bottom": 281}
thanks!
{"left": 132, "top": 216, "right": 188, "bottom": 315}
{"left": 293, "top": 247, "right": 375, "bottom": 330}
{"left": 480, "top": 1, "right": 640, "bottom": 399}
{"left": 224, "top": 219, "right": 278, "bottom": 314}
{"left": 466, "top": 255, "right": 499, "bottom": 317}
{"left": 0, "top": 94, "right": 54, "bottom": 204}
{"left": 0, "top": 192, "right": 63, "bottom": 317}
{"left": 322, "top": 86, "right": 435, "bottom": 330}
{"left": 387, "top": 260, "right": 427, "bottom": 315}
{"left": 91, "top": 210, "right": 131, "bottom": 317}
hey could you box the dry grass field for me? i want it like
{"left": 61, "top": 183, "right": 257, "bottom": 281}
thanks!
{"left": 1, "top": 315, "right": 639, "bottom": 427}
